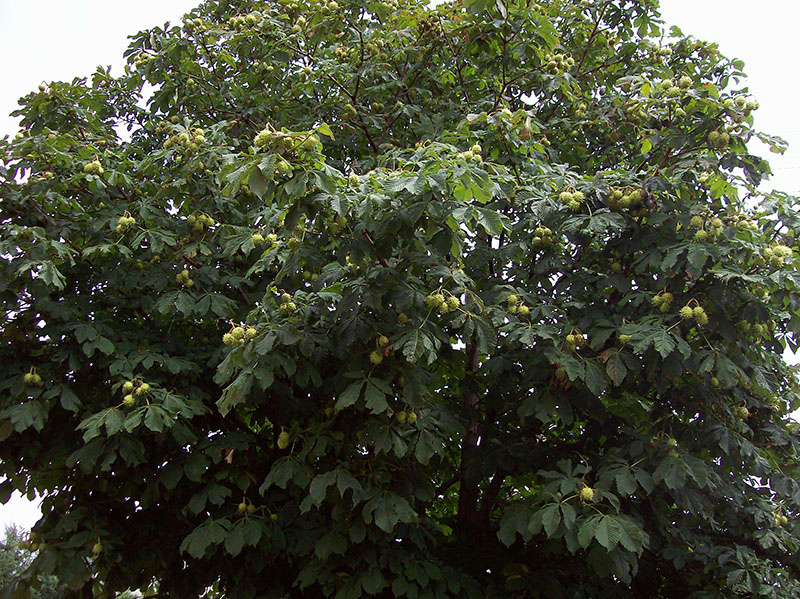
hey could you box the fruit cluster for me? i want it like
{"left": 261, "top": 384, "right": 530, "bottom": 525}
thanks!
{"left": 164, "top": 128, "right": 205, "bottom": 155}
{"left": 122, "top": 379, "right": 150, "bottom": 408}
{"left": 369, "top": 335, "right": 391, "bottom": 365}
{"left": 237, "top": 500, "right": 257, "bottom": 515}
{"left": 320, "top": 1, "right": 341, "bottom": 14}
{"left": 689, "top": 214, "right": 724, "bottom": 242}
{"left": 395, "top": 410, "right": 417, "bottom": 425}
{"left": 277, "top": 430, "right": 290, "bottom": 450}
{"left": 251, "top": 231, "right": 278, "bottom": 246}
{"left": 278, "top": 293, "right": 297, "bottom": 316}
{"left": 23, "top": 368, "right": 43, "bottom": 387}
{"left": 559, "top": 188, "right": 585, "bottom": 211}
{"left": 579, "top": 486, "right": 594, "bottom": 502}
{"left": 457, "top": 144, "right": 483, "bottom": 163}
{"left": 30, "top": 170, "right": 55, "bottom": 182}
{"left": 425, "top": 291, "right": 461, "bottom": 314}
{"left": 505, "top": 294, "right": 530, "bottom": 316}
{"left": 606, "top": 186, "right": 644, "bottom": 211}
{"left": 655, "top": 77, "right": 687, "bottom": 98}
{"left": 187, "top": 212, "right": 216, "bottom": 231}
{"left": 543, "top": 52, "right": 574, "bottom": 76}
{"left": 132, "top": 52, "right": 155, "bottom": 68}
{"left": 707, "top": 129, "right": 731, "bottom": 150}
{"left": 254, "top": 126, "right": 317, "bottom": 153}
{"left": 83, "top": 159, "right": 104, "bottom": 175}
{"left": 565, "top": 331, "right": 586, "bottom": 352}
{"left": 222, "top": 324, "right": 258, "bottom": 345}
{"left": 418, "top": 16, "right": 444, "bottom": 38}
{"left": 184, "top": 18, "right": 206, "bottom": 32}
{"left": 678, "top": 304, "right": 709, "bottom": 325}
{"left": 760, "top": 244, "right": 793, "bottom": 268}
{"left": 723, "top": 95, "right": 759, "bottom": 119}
{"left": 625, "top": 101, "right": 649, "bottom": 126}
{"left": 651, "top": 291, "right": 673, "bottom": 313}
{"left": 229, "top": 13, "right": 260, "bottom": 29}
{"left": 734, "top": 405, "right": 750, "bottom": 421}
{"left": 737, "top": 319, "right": 774, "bottom": 341}
{"left": 115, "top": 213, "right": 136, "bottom": 234}
{"left": 774, "top": 512, "right": 789, "bottom": 526}
{"left": 175, "top": 268, "right": 194, "bottom": 287}
{"left": 532, "top": 225, "right": 554, "bottom": 248}
{"left": 732, "top": 213, "right": 758, "bottom": 231}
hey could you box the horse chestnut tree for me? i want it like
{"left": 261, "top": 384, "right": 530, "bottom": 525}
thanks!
{"left": 2, "top": 0, "right": 800, "bottom": 597}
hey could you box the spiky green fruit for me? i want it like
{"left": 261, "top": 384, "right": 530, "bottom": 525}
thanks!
{"left": 692, "top": 306, "right": 709, "bottom": 325}
{"left": 579, "top": 486, "right": 595, "bottom": 502}
{"left": 370, "top": 350, "right": 384, "bottom": 365}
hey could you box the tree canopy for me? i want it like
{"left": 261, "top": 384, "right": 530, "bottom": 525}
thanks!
{"left": 2, "top": 0, "right": 800, "bottom": 597}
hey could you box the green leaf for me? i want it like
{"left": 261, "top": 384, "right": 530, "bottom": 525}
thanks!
{"left": 540, "top": 503, "right": 561, "bottom": 537}
{"left": 594, "top": 516, "right": 622, "bottom": 550}
{"left": 224, "top": 523, "right": 245, "bottom": 557}
{"left": 249, "top": 165, "right": 269, "bottom": 199}
{"left": 104, "top": 408, "right": 125, "bottom": 436}
{"left": 584, "top": 362, "right": 607, "bottom": 395}
{"left": 364, "top": 380, "right": 389, "bottom": 413}
{"left": 578, "top": 516, "right": 600, "bottom": 549}
{"left": 336, "top": 381, "right": 364, "bottom": 411}
{"left": 315, "top": 531, "right": 347, "bottom": 560}
{"left": 317, "top": 122, "right": 334, "bottom": 139}
{"left": 606, "top": 353, "right": 626, "bottom": 386}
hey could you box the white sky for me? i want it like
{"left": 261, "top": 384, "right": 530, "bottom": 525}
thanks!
{"left": 1, "top": 0, "right": 799, "bottom": 531}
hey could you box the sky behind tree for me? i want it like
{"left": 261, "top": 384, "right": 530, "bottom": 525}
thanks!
{"left": 1, "top": 0, "right": 798, "bottom": 530}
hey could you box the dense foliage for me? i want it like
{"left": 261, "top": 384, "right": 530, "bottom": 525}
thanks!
{"left": 3, "top": 0, "right": 800, "bottom": 597}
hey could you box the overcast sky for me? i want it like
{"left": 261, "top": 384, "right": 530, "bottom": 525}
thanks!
{"left": 1, "top": 0, "right": 799, "bottom": 531}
